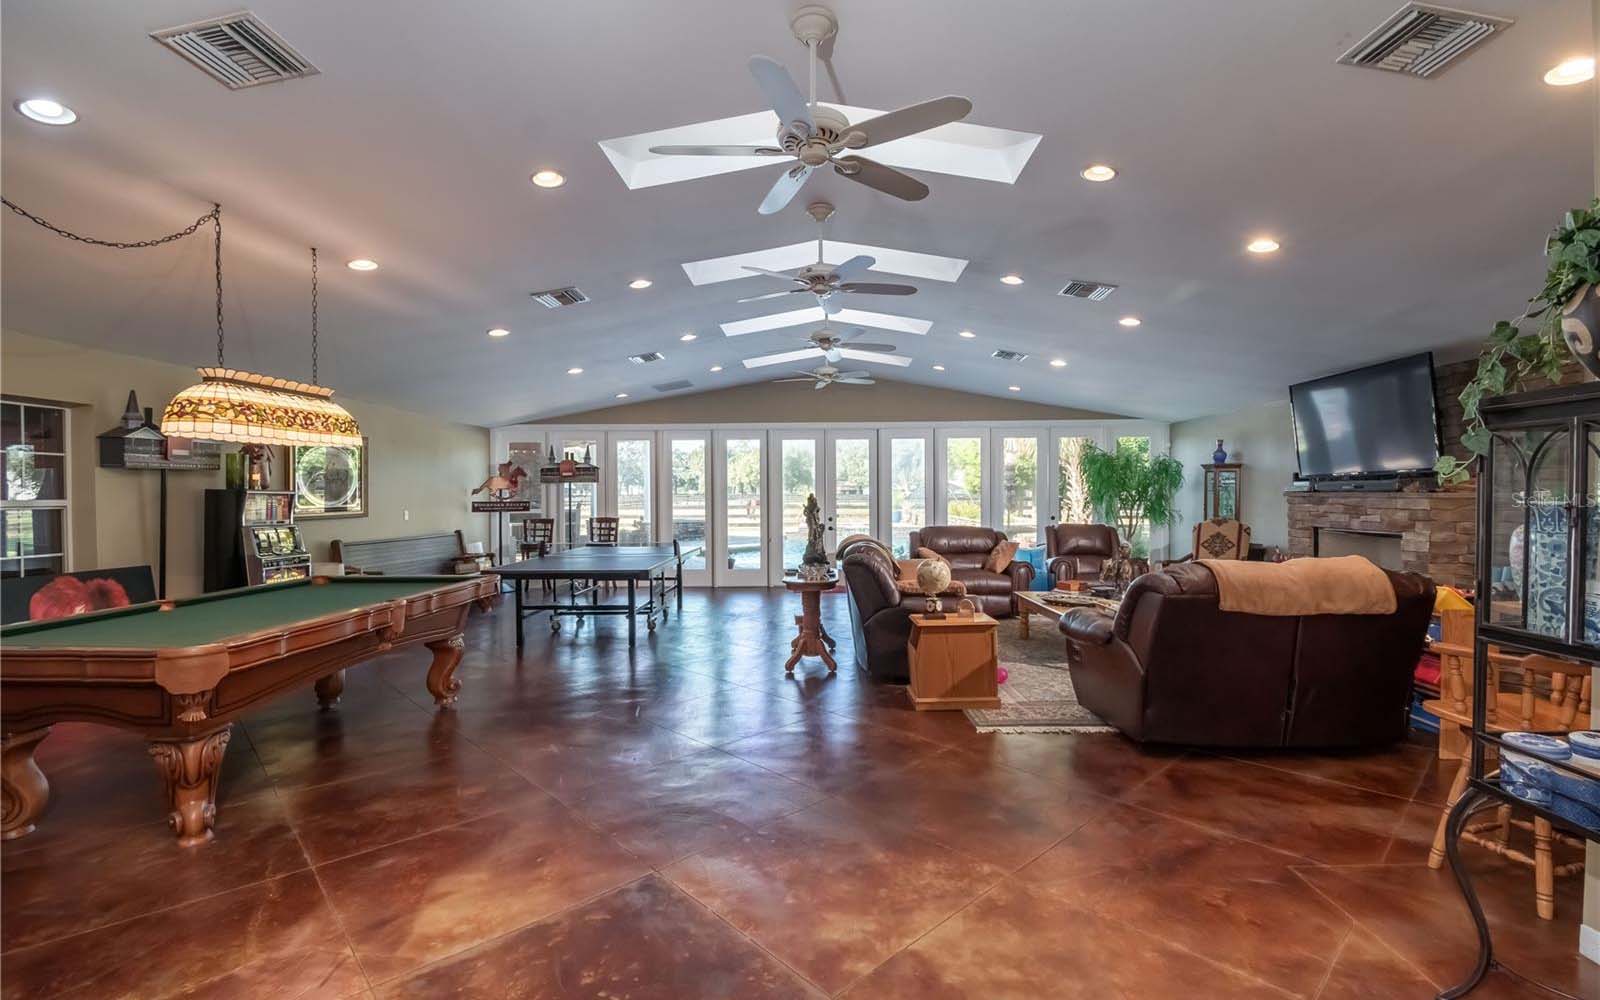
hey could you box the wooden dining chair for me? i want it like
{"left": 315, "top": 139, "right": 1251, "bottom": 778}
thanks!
{"left": 518, "top": 518, "right": 555, "bottom": 595}
{"left": 588, "top": 516, "right": 620, "bottom": 546}
{"left": 1425, "top": 636, "right": 1592, "bottom": 919}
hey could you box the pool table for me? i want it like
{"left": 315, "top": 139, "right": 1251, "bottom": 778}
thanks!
{"left": 0, "top": 574, "right": 497, "bottom": 846}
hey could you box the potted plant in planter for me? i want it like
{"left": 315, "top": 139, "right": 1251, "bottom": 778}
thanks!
{"left": 1080, "top": 440, "right": 1184, "bottom": 559}
{"left": 1436, "top": 199, "right": 1600, "bottom": 485}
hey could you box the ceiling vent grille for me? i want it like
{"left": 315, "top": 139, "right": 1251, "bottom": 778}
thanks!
{"left": 151, "top": 12, "right": 318, "bottom": 90}
{"left": 1337, "top": 3, "right": 1511, "bottom": 78}
{"left": 992, "top": 349, "right": 1030, "bottom": 362}
{"left": 530, "top": 286, "right": 590, "bottom": 309}
{"left": 653, "top": 379, "right": 694, "bottom": 393}
{"left": 1058, "top": 280, "right": 1117, "bottom": 301}
{"left": 628, "top": 352, "right": 665, "bottom": 365}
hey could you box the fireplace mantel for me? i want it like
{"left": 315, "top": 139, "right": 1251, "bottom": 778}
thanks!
{"left": 1285, "top": 488, "right": 1476, "bottom": 588}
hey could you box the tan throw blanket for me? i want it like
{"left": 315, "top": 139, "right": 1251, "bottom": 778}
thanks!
{"left": 1199, "top": 555, "right": 1397, "bottom": 616}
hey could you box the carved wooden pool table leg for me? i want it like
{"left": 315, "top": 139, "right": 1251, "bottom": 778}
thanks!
{"left": 2, "top": 727, "right": 52, "bottom": 840}
{"left": 148, "top": 726, "right": 231, "bottom": 847}
{"left": 315, "top": 669, "right": 346, "bottom": 709}
{"left": 426, "top": 633, "right": 465, "bottom": 708}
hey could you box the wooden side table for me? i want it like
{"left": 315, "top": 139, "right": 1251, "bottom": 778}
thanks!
{"left": 783, "top": 572, "right": 838, "bottom": 674}
{"left": 906, "top": 613, "right": 1000, "bottom": 711}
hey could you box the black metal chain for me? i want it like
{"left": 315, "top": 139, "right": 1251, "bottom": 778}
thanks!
{"left": 310, "top": 247, "right": 319, "bottom": 384}
{"left": 2, "top": 197, "right": 227, "bottom": 366}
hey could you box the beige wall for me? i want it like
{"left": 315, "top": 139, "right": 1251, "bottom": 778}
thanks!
{"left": 1169, "top": 399, "right": 1297, "bottom": 549}
{"left": 544, "top": 378, "right": 1124, "bottom": 424}
{"left": 1, "top": 329, "right": 489, "bottom": 598}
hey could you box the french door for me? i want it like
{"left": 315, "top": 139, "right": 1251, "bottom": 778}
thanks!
{"left": 663, "top": 431, "right": 713, "bottom": 586}
{"left": 878, "top": 429, "right": 932, "bottom": 557}
{"left": 714, "top": 430, "right": 767, "bottom": 586}
{"left": 766, "top": 429, "right": 876, "bottom": 581}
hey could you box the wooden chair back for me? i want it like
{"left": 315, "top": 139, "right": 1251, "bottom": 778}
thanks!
{"left": 589, "top": 516, "right": 620, "bottom": 545}
{"left": 1434, "top": 605, "right": 1591, "bottom": 731}
{"left": 1191, "top": 519, "right": 1252, "bottom": 560}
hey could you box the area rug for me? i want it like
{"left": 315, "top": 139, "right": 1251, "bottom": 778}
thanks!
{"left": 963, "top": 617, "right": 1116, "bottom": 734}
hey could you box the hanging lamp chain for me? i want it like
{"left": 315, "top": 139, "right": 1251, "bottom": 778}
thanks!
{"left": 310, "top": 247, "right": 319, "bottom": 384}
{"left": 214, "top": 207, "right": 224, "bottom": 367}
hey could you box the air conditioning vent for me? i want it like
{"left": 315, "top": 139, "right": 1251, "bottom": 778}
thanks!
{"left": 151, "top": 12, "right": 318, "bottom": 90}
{"left": 628, "top": 352, "right": 665, "bottom": 365}
{"left": 530, "top": 286, "right": 590, "bottom": 309}
{"left": 1337, "top": 3, "right": 1511, "bottom": 78}
{"left": 1058, "top": 280, "right": 1117, "bottom": 301}
{"left": 992, "top": 349, "right": 1030, "bottom": 363}
{"left": 652, "top": 379, "right": 693, "bottom": 393}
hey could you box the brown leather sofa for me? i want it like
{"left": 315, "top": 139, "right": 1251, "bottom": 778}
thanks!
{"left": 1045, "top": 523, "right": 1119, "bottom": 583}
{"left": 1057, "top": 561, "right": 1435, "bottom": 747}
{"left": 838, "top": 537, "right": 964, "bottom": 681}
{"left": 907, "top": 527, "right": 1032, "bottom": 617}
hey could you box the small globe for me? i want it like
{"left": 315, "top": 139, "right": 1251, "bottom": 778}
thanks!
{"left": 915, "top": 558, "right": 951, "bottom": 596}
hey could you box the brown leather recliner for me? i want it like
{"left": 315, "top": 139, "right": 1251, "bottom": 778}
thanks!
{"left": 1046, "top": 523, "right": 1119, "bottom": 583}
{"left": 1057, "top": 561, "right": 1435, "bottom": 748}
{"left": 839, "top": 541, "right": 963, "bottom": 681}
{"left": 907, "top": 526, "right": 1032, "bottom": 617}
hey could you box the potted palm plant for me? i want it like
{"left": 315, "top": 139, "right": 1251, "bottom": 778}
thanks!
{"left": 1080, "top": 440, "right": 1185, "bottom": 559}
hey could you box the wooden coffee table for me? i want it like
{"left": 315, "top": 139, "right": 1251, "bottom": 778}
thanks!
{"left": 1016, "top": 590, "right": 1121, "bottom": 639}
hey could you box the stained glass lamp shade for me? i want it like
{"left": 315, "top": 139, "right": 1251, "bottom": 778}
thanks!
{"left": 161, "top": 368, "right": 362, "bottom": 447}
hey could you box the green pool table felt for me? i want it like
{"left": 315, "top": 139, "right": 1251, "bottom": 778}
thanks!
{"left": 2, "top": 578, "right": 467, "bottom": 650}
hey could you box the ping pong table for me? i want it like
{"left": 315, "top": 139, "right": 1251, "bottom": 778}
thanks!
{"left": 496, "top": 542, "right": 702, "bottom": 649}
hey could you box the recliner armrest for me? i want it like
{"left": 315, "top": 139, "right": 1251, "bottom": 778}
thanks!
{"left": 1006, "top": 559, "right": 1034, "bottom": 589}
{"left": 1059, "top": 608, "right": 1114, "bottom": 645}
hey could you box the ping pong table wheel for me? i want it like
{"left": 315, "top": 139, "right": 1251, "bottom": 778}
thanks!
{"left": 647, "top": 618, "right": 656, "bottom": 632}
{"left": 551, "top": 620, "right": 561, "bottom": 632}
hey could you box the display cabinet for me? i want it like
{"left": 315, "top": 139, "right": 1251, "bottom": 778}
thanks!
{"left": 1439, "top": 380, "right": 1600, "bottom": 998}
{"left": 1201, "top": 462, "right": 1242, "bottom": 521}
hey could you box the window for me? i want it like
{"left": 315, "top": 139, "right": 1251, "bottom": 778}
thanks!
{"left": 2, "top": 400, "right": 69, "bottom": 578}
{"left": 669, "top": 437, "right": 708, "bottom": 570}
{"left": 779, "top": 438, "right": 817, "bottom": 570}
{"left": 614, "top": 438, "right": 652, "bottom": 544}
{"left": 1116, "top": 435, "right": 1153, "bottom": 557}
{"left": 724, "top": 436, "right": 763, "bottom": 570}
{"left": 833, "top": 437, "right": 872, "bottom": 542}
{"left": 1001, "top": 436, "right": 1039, "bottom": 543}
{"left": 944, "top": 436, "right": 983, "bottom": 526}
{"left": 560, "top": 439, "right": 597, "bottom": 543}
{"left": 888, "top": 437, "right": 926, "bottom": 557}
{"left": 1057, "top": 435, "right": 1094, "bottom": 524}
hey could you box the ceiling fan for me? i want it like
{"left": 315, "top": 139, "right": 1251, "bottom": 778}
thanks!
{"left": 648, "top": 5, "right": 972, "bottom": 215}
{"left": 742, "top": 326, "right": 907, "bottom": 370}
{"left": 736, "top": 201, "right": 917, "bottom": 314}
{"left": 774, "top": 363, "right": 876, "bottom": 390}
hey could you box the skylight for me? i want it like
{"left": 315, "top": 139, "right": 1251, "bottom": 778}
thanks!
{"left": 721, "top": 306, "right": 932, "bottom": 337}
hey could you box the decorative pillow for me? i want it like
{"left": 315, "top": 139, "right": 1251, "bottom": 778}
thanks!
{"left": 895, "top": 558, "right": 924, "bottom": 582}
{"left": 915, "top": 547, "right": 948, "bottom": 564}
{"left": 983, "top": 540, "right": 1020, "bottom": 573}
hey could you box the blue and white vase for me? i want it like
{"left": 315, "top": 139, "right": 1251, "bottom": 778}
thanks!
{"left": 1212, "top": 439, "right": 1228, "bottom": 464}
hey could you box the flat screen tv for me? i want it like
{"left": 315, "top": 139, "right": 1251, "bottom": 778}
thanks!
{"left": 1289, "top": 352, "right": 1440, "bottom": 480}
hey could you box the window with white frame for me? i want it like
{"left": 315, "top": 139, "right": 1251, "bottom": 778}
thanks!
{"left": 1, "top": 400, "right": 70, "bottom": 578}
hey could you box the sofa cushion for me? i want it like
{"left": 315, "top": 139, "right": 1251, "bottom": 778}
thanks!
{"left": 915, "top": 546, "right": 948, "bottom": 564}
{"left": 983, "top": 540, "right": 1020, "bottom": 573}
{"left": 952, "top": 569, "right": 1012, "bottom": 596}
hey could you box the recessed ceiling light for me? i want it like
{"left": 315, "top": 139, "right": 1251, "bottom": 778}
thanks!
{"left": 567, "top": 367, "right": 584, "bottom": 375}
{"left": 1000, "top": 274, "right": 1024, "bottom": 285}
{"left": 958, "top": 330, "right": 977, "bottom": 339}
{"left": 680, "top": 332, "right": 697, "bottom": 342}
{"left": 530, "top": 169, "right": 566, "bottom": 188}
{"left": 932, "top": 364, "right": 946, "bottom": 371}
{"left": 629, "top": 278, "right": 652, "bottom": 290}
{"left": 15, "top": 98, "right": 76, "bottom": 125}
{"left": 1008, "top": 385, "right": 1022, "bottom": 392}
{"left": 1080, "top": 164, "right": 1116, "bottom": 182}
{"left": 487, "top": 327, "right": 510, "bottom": 338}
{"left": 347, "top": 258, "right": 379, "bottom": 271}
{"left": 709, "top": 364, "right": 723, "bottom": 372}
{"left": 1118, "top": 316, "right": 1142, "bottom": 328}
{"left": 1544, "top": 56, "right": 1595, "bottom": 86}
{"left": 1050, "top": 358, "right": 1067, "bottom": 368}
{"left": 1245, "top": 237, "right": 1280, "bottom": 255}
{"left": 615, "top": 392, "right": 629, "bottom": 399}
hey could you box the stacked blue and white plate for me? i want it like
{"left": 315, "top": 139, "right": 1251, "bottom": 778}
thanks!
{"left": 1500, "top": 732, "right": 1600, "bottom": 828}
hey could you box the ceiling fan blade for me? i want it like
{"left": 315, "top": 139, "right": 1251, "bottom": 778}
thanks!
{"left": 740, "top": 265, "right": 802, "bottom": 281}
{"left": 813, "top": 381, "right": 830, "bottom": 390}
{"left": 836, "top": 371, "right": 874, "bottom": 381}
{"left": 736, "top": 289, "right": 807, "bottom": 303}
{"left": 838, "top": 349, "right": 911, "bottom": 367}
{"left": 833, "top": 156, "right": 929, "bottom": 202}
{"left": 838, "top": 282, "right": 917, "bottom": 296}
{"left": 774, "top": 376, "right": 816, "bottom": 383}
{"left": 649, "top": 144, "right": 785, "bottom": 157}
{"left": 819, "top": 293, "right": 844, "bottom": 315}
{"left": 749, "top": 55, "right": 814, "bottom": 131}
{"left": 743, "top": 348, "right": 823, "bottom": 369}
{"left": 849, "top": 96, "right": 972, "bottom": 147}
{"left": 822, "top": 346, "right": 842, "bottom": 363}
{"left": 759, "top": 163, "right": 813, "bottom": 216}
{"left": 829, "top": 254, "right": 875, "bottom": 282}
{"left": 838, "top": 341, "right": 895, "bottom": 353}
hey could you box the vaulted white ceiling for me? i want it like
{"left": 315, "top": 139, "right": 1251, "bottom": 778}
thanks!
{"left": 1, "top": 0, "right": 1592, "bottom": 427}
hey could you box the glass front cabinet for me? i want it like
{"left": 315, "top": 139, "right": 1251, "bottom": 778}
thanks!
{"left": 1201, "top": 462, "right": 1241, "bottom": 522}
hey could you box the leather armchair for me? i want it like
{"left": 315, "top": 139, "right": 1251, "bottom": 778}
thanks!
{"left": 1058, "top": 561, "right": 1434, "bottom": 747}
{"left": 1045, "top": 524, "right": 1119, "bottom": 584}
{"left": 907, "top": 526, "right": 1032, "bottom": 617}
{"left": 839, "top": 542, "right": 963, "bottom": 681}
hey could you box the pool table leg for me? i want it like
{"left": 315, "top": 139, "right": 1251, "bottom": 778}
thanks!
{"left": 148, "top": 726, "right": 231, "bottom": 847}
{"left": 2, "top": 727, "right": 51, "bottom": 841}
{"left": 426, "top": 633, "right": 465, "bottom": 709}
{"left": 315, "top": 670, "right": 345, "bottom": 709}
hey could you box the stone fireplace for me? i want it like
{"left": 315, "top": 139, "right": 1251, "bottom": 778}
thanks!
{"left": 1286, "top": 489, "right": 1476, "bottom": 589}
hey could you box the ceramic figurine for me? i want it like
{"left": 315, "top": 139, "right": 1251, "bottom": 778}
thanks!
{"left": 801, "top": 493, "right": 828, "bottom": 566}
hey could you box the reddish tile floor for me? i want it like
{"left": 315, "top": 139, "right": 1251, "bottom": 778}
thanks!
{"left": 2, "top": 590, "right": 1596, "bottom": 999}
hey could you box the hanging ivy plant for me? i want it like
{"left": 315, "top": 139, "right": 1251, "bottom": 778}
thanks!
{"left": 1435, "top": 199, "right": 1600, "bottom": 485}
